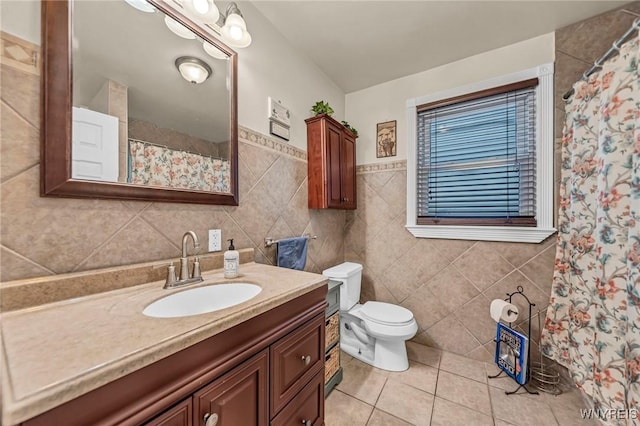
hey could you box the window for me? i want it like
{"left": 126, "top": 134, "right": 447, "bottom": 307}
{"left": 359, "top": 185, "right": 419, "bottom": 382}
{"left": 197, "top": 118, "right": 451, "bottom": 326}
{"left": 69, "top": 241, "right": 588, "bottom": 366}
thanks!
{"left": 406, "top": 64, "right": 556, "bottom": 243}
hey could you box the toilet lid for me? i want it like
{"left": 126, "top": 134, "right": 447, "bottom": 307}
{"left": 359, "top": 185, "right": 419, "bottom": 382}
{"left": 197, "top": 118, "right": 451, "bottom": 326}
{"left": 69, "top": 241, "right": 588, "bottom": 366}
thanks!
{"left": 361, "top": 301, "right": 414, "bottom": 326}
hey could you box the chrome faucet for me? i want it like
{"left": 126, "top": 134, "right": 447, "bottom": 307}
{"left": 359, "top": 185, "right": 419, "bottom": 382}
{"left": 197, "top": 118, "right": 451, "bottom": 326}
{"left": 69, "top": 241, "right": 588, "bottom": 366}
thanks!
{"left": 164, "top": 231, "right": 204, "bottom": 289}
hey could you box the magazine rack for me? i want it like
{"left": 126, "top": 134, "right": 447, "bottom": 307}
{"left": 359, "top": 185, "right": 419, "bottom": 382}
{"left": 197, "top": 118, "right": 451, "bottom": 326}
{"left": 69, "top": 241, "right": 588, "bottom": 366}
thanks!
{"left": 488, "top": 285, "right": 539, "bottom": 395}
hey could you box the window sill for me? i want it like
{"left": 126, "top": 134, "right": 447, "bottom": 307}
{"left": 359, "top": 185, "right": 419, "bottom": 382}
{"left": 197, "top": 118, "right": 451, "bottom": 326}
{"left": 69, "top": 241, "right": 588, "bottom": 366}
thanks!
{"left": 405, "top": 224, "right": 556, "bottom": 243}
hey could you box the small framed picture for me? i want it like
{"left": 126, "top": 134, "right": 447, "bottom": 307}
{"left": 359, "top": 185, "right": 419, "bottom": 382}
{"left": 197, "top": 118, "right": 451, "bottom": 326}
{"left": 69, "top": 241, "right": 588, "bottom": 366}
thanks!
{"left": 376, "top": 120, "right": 397, "bottom": 158}
{"left": 270, "top": 120, "right": 290, "bottom": 141}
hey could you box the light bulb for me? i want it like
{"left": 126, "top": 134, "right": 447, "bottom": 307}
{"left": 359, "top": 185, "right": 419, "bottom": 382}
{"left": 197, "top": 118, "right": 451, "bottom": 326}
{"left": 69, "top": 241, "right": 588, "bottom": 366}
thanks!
{"left": 183, "top": 0, "right": 219, "bottom": 23}
{"left": 229, "top": 25, "right": 243, "bottom": 40}
{"left": 183, "top": 65, "right": 204, "bottom": 83}
{"left": 193, "top": 0, "right": 209, "bottom": 14}
{"left": 221, "top": 12, "right": 252, "bottom": 48}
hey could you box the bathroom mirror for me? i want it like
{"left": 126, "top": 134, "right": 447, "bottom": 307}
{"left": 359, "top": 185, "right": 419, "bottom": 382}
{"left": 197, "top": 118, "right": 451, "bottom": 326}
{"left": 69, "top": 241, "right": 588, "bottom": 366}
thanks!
{"left": 41, "top": 0, "right": 238, "bottom": 205}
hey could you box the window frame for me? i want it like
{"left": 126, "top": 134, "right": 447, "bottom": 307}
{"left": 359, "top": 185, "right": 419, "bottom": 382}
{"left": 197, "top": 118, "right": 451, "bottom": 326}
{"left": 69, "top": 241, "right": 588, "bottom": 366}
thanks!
{"left": 406, "top": 63, "right": 556, "bottom": 243}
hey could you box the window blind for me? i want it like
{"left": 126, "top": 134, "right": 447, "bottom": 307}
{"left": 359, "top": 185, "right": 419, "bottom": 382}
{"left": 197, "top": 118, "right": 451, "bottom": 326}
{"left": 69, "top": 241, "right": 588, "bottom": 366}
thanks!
{"left": 416, "top": 80, "right": 537, "bottom": 226}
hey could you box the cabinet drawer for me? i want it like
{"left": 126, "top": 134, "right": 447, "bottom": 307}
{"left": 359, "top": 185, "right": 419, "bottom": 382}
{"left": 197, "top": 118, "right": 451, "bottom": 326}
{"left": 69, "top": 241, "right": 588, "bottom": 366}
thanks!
{"left": 270, "top": 371, "right": 324, "bottom": 426}
{"left": 270, "top": 314, "right": 324, "bottom": 417}
{"left": 324, "top": 343, "right": 340, "bottom": 385}
{"left": 325, "top": 313, "right": 339, "bottom": 350}
{"left": 325, "top": 283, "right": 340, "bottom": 316}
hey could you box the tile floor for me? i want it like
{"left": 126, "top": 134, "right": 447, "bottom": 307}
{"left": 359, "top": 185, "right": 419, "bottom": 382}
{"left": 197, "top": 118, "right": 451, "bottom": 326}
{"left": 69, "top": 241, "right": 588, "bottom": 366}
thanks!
{"left": 325, "top": 342, "right": 597, "bottom": 426}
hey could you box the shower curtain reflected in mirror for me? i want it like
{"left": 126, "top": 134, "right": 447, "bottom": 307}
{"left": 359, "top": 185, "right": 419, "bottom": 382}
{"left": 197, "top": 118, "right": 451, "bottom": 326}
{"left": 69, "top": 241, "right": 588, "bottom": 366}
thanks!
{"left": 128, "top": 140, "right": 230, "bottom": 193}
{"left": 541, "top": 33, "right": 640, "bottom": 413}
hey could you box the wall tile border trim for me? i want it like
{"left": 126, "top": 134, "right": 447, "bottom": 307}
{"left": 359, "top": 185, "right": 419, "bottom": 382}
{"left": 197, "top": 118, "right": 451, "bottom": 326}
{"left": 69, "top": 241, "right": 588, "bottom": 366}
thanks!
{"left": 239, "top": 126, "right": 307, "bottom": 161}
{"left": 1, "top": 31, "right": 40, "bottom": 75}
{"left": 356, "top": 160, "right": 407, "bottom": 174}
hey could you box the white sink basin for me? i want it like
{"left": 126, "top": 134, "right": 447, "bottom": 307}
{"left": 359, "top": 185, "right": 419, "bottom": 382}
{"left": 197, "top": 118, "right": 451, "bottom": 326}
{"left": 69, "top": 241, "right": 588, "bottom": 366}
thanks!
{"left": 143, "top": 283, "right": 262, "bottom": 318}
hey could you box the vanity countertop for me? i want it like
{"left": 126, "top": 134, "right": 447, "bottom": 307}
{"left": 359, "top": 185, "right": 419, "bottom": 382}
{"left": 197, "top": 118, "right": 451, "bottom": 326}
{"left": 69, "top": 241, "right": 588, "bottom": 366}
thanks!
{"left": 0, "top": 262, "right": 328, "bottom": 425}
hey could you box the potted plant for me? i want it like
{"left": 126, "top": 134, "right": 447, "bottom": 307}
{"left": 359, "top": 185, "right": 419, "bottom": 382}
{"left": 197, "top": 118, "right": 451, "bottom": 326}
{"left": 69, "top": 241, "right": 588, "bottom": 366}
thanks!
{"left": 341, "top": 120, "right": 358, "bottom": 137}
{"left": 310, "top": 101, "right": 334, "bottom": 116}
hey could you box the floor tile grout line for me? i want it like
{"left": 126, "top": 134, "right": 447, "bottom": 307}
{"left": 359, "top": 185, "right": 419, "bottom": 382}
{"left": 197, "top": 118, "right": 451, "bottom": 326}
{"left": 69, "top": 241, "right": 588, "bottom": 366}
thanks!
{"left": 437, "top": 361, "right": 495, "bottom": 421}
{"left": 332, "top": 347, "right": 581, "bottom": 426}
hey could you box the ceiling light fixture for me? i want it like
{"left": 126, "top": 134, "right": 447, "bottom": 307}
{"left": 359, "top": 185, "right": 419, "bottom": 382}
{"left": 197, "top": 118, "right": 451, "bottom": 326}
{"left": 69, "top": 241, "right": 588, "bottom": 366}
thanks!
{"left": 175, "top": 56, "right": 213, "bottom": 84}
{"left": 183, "top": 0, "right": 220, "bottom": 24}
{"left": 124, "top": 0, "right": 156, "bottom": 13}
{"left": 220, "top": 2, "right": 252, "bottom": 48}
{"left": 164, "top": 15, "right": 196, "bottom": 39}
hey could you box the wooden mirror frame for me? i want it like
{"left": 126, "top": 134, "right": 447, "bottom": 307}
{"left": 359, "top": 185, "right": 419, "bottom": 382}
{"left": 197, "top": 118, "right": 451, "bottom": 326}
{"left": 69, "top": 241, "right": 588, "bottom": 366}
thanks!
{"left": 41, "top": 0, "right": 239, "bottom": 205}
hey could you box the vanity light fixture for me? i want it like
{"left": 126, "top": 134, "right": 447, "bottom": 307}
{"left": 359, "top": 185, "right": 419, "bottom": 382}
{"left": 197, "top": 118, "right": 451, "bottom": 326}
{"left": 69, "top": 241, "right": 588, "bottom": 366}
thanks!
{"left": 183, "top": 0, "right": 220, "bottom": 24}
{"left": 175, "top": 56, "right": 213, "bottom": 84}
{"left": 203, "top": 41, "right": 229, "bottom": 60}
{"left": 165, "top": 15, "right": 196, "bottom": 39}
{"left": 124, "top": 0, "right": 155, "bottom": 13}
{"left": 220, "top": 2, "right": 252, "bottom": 48}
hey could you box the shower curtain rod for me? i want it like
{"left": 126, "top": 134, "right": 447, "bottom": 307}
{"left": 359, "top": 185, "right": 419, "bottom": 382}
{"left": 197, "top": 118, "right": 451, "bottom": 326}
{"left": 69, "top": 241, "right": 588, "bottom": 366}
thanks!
{"left": 562, "top": 18, "right": 640, "bottom": 101}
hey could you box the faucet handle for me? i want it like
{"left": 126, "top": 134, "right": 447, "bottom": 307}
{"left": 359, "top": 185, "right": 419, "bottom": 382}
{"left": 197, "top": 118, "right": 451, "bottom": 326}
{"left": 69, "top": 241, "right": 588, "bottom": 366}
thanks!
{"left": 192, "top": 257, "right": 201, "bottom": 279}
{"left": 165, "top": 264, "right": 177, "bottom": 288}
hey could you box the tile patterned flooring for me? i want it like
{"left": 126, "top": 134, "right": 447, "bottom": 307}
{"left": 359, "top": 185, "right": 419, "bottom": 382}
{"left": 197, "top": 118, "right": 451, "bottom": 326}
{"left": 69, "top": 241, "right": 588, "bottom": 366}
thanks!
{"left": 325, "top": 342, "right": 597, "bottom": 426}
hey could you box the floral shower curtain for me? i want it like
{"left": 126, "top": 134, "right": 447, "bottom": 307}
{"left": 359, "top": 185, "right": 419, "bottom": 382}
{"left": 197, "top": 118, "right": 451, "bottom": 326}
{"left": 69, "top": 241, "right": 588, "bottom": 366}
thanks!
{"left": 128, "top": 140, "right": 230, "bottom": 193}
{"left": 540, "top": 33, "right": 640, "bottom": 414}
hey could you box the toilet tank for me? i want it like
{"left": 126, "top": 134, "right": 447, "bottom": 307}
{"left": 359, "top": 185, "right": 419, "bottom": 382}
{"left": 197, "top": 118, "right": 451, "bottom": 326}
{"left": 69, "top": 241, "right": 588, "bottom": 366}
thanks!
{"left": 322, "top": 262, "right": 363, "bottom": 310}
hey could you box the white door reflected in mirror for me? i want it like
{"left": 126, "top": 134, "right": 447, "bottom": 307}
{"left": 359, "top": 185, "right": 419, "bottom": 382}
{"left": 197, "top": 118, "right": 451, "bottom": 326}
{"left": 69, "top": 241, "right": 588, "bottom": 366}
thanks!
{"left": 72, "top": 107, "right": 119, "bottom": 182}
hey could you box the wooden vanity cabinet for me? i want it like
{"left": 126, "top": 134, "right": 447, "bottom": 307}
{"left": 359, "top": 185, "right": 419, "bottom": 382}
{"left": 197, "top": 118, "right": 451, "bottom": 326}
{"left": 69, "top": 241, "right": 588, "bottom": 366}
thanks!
{"left": 306, "top": 114, "right": 357, "bottom": 210}
{"left": 145, "top": 399, "right": 192, "bottom": 426}
{"left": 193, "top": 350, "right": 268, "bottom": 426}
{"left": 21, "top": 286, "right": 327, "bottom": 426}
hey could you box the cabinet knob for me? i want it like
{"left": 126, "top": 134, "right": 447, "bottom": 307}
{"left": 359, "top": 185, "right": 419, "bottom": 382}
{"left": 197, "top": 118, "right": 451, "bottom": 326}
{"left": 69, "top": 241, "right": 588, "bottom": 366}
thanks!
{"left": 204, "top": 412, "right": 219, "bottom": 426}
{"left": 301, "top": 355, "right": 311, "bottom": 366}
{"left": 302, "top": 420, "right": 312, "bottom": 426}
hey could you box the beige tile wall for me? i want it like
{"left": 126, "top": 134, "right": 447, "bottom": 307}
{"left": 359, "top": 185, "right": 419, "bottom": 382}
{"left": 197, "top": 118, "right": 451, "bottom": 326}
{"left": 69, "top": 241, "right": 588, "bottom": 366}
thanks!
{"left": 344, "top": 162, "right": 556, "bottom": 363}
{"left": 554, "top": 2, "right": 640, "bottom": 139}
{"left": 0, "top": 34, "right": 345, "bottom": 288}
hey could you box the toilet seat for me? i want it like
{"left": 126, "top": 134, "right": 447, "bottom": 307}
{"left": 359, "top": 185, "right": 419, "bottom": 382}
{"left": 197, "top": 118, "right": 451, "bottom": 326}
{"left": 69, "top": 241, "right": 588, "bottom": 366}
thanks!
{"left": 361, "top": 301, "right": 414, "bottom": 326}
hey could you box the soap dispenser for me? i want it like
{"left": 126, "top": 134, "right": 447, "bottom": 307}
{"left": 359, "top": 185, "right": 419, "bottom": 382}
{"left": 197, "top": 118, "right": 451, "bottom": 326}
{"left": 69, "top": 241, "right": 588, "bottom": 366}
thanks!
{"left": 224, "top": 239, "right": 239, "bottom": 278}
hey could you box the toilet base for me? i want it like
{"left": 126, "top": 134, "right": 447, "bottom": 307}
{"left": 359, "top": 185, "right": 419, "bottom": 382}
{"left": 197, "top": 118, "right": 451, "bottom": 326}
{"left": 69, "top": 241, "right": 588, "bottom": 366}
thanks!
{"left": 372, "top": 339, "right": 410, "bottom": 371}
{"left": 341, "top": 338, "right": 410, "bottom": 372}
{"left": 340, "top": 312, "right": 411, "bottom": 372}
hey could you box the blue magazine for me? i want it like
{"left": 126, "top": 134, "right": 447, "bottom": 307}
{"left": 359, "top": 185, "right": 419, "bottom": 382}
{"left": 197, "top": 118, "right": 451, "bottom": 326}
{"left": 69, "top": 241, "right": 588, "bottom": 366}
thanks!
{"left": 495, "top": 323, "right": 528, "bottom": 385}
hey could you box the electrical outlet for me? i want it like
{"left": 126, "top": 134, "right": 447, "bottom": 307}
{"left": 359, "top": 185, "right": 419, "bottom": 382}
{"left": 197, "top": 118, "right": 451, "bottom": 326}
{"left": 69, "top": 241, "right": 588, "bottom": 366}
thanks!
{"left": 208, "top": 229, "right": 222, "bottom": 252}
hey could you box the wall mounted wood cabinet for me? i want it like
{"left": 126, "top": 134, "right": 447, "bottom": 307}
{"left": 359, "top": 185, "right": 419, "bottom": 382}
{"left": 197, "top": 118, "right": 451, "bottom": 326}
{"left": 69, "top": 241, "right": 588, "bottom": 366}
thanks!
{"left": 306, "top": 114, "right": 357, "bottom": 210}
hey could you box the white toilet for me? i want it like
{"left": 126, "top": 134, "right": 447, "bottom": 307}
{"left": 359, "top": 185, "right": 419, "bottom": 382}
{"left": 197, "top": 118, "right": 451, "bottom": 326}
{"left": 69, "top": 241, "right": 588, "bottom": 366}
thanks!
{"left": 323, "top": 262, "right": 418, "bottom": 372}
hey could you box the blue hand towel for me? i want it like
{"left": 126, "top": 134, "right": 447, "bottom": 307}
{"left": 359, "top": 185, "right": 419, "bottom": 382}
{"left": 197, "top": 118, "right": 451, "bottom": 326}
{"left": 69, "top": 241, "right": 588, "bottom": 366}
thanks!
{"left": 276, "top": 237, "right": 308, "bottom": 270}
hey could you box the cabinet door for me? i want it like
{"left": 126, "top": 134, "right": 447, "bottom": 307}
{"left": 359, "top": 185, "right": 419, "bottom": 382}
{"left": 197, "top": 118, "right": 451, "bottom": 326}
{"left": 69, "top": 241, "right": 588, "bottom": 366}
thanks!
{"left": 270, "top": 371, "right": 324, "bottom": 426}
{"left": 145, "top": 398, "right": 193, "bottom": 426}
{"left": 194, "top": 350, "right": 269, "bottom": 426}
{"left": 326, "top": 122, "right": 344, "bottom": 208}
{"left": 340, "top": 132, "right": 356, "bottom": 209}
